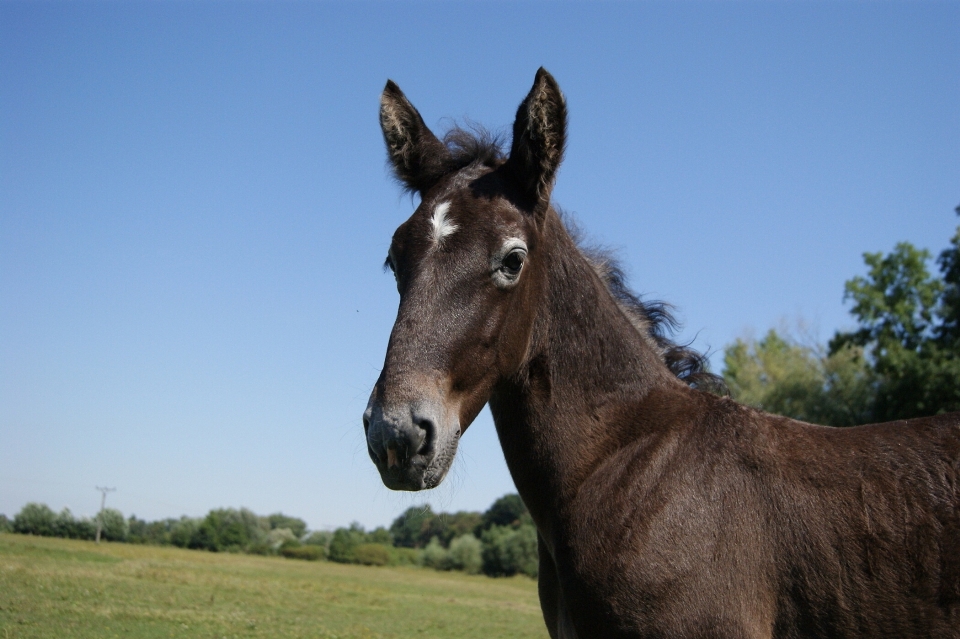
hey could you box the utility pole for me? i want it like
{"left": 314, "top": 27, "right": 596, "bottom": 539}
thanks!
{"left": 95, "top": 486, "right": 116, "bottom": 544}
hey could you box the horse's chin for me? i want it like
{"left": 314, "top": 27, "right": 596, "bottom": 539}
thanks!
{"left": 378, "top": 466, "right": 449, "bottom": 491}
{"left": 378, "top": 467, "right": 426, "bottom": 491}
{"left": 377, "top": 438, "right": 457, "bottom": 491}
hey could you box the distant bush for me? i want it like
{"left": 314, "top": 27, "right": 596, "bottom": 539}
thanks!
{"left": 191, "top": 508, "right": 268, "bottom": 552}
{"left": 389, "top": 546, "right": 419, "bottom": 566}
{"left": 267, "top": 527, "right": 298, "bottom": 551}
{"left": 53, "top": 508, "right": 96, "bottom": 540}
{"left": 267, "top": 514, "right": 307, "bottom": 539}
{"left": 0, "top": 514, "right": 11, "bottom": 533}
{"left": 280, "top": 544, "right": 325, "bottom": 561}
{"left": 448, "top": 534, "right": 483, "bottom": 574}
{"left": 481, "top": 524, "right": 538, "bottom": 578}
{"left": 390, "top": 505, "right": 444, "bottom": 548}
{"left": 169, "top": 517, "right": 200, "bottom": 548}
{"left": 128, "top": 516, "right": 175, "bottom": 545}
{"left": 389, "top": 505, "right": 484, "bottom": 548}
{"left": 302, "top": 530, "right": 332, "bottom": 548}
{"left": 323, "top": 525, "right": 410, "bottom": 566}
{"left": 421, "top": 536, "right": 451, "bottom": 570}
{"left": 98, "top": 508, "right": 129, "bottom": 542}
{"left": 352, "top": 543, "right": 391, "bottom": 566}
{"left": 366, "top": 526, "right": 393, "bottom": 546}
{"left": 479, "top": 494, "right": 531, "bottom": 532}
{"left": 13, "top": 503, "right": 57, "bottom": 537}
{"left": 327, "top": 523, "right": 367, "bottom": 563}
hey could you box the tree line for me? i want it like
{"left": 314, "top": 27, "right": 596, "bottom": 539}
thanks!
{"left": 0, "top": 493, "right": 538, "bottom": 579}
{"left": 722, "top": 205, "right": 960, "bottom": 424}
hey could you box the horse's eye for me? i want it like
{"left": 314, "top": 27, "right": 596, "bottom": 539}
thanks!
{"left": 502, "top": 250, "right": 525, "bottom": 276}
{"left": 492, "top": 240, "right": 528, "bottom": 288}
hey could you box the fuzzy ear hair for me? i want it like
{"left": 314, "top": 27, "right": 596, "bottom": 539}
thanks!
{"left": 380, "top": 80, "right": 450, "bottom": 195}
{"left": 507, "top": 68, "right": 567, "bottom": 212}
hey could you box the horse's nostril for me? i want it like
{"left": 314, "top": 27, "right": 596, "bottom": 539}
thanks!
{"left": 414, "top": 417, "right": 436, "bottom": 456}
{"left": 362, "top": 415, "right": 370, "bottom": 435}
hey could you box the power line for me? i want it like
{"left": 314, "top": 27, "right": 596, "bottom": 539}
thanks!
{"left": 94, "top": 486, "right": 116, "bottom": 544}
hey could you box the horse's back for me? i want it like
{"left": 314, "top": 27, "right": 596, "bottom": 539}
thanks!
{"left": 756, "top": 408, "right": 960, "bottom": 637}
{"left": 565, "top": 392, "right": 960, "bottom": 638}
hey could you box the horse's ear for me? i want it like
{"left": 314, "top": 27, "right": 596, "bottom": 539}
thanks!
{"left": 507, "top": 68, "right": 567, "bottom": 215}
{"left": 380, "top": 80, "right": 449, "bottom": 195}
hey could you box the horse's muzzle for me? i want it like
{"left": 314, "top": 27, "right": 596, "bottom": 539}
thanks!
{"left": 363, "top": 396, "right": 452, "bottom": 491}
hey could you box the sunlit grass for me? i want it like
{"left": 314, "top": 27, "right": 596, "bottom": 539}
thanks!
{"left": 0, "top": 533, "right": 548, "bottom": 638}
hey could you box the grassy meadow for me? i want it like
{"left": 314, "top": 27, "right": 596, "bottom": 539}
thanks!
{"left": 0, "top": 533, "right": 548, "bottom": 639}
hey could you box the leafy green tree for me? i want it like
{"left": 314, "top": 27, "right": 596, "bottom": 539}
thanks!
{"left": 52, "top": 508, "right": 96, "bottom": 540}
{"left": 352, "top": 543, "right": 392, "bottom": 566}
{"left": 98, "top": 508, "right": 128, "bottom": 542}
{"left": 390, "top": 506, "right": 487, "bottom": 549}
{"left": 0, "top": 514, "right": 11, "bottom": 533}
{"left": 190, "top": 508, "right": 268, "bottom": 551}
{"left": 448, "top": 533, "right": 483, "bottom": 574}
{"left": 935, "top": 205, "right": 960, "bottom": 347}
{"left": 267, "top": 513, "right": 307, "bottom": 539}
{"left": 367, "top": 526, "right": 393, "bottom": 545}
{"left": 478, "top": 494, "right": 530, "bottom": 533}
{"left": 831, "top": 242, "right": 943, "bottom": 355}
{"left": 723, "top": 330, "right": 825, "bottom": 418}
{"left": 480, "top": 524, "right": 538, "bottom": 578}
{"left": 13, "top": 503, "right": 56, "bottom": 536}
{"left": 723, "top": 330, "right": 874, "bottom": 426}
{"left": 266, "top": 527, "right": 298, "bottom": 551}
{"left": 816, "top": 344, "right": 878, "bottom": 426}
{"left": 328, "top": 523, "right": 368, "bottom": 563}
{"left": 389, "top": 505, "right": 448, "bottom": 548}
{"left": 442, "top": 511, "right": 482, "bottom": 546}
{"left": 390, "top": 505, "right": 428, "bottom": 548}
{"left": 128, "top": 516, "right": 176, "bottom": 545}
{"left": 52, "top": 508, "right": 77, "bottom": 538}
{"left": 302, "top": 530, "right": 332, "bottom": 548}
{"left": 727, "top": 205, "right": 960, "bottom": 424}
{"left": 831, "top": 215, "right": 960, "bottom": 420}
{"left": 169, "top": 517, "right": 200, "bottom": 548}
{"left": 420, "top": 536, "right": 451, "bottom": 570}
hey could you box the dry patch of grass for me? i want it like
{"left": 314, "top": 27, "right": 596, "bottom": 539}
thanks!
{"left": 0, "top": 533, "right": 547, "bottom": 639}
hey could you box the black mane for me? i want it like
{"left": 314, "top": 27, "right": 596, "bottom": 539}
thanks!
{"left": 443, "top": 124, "right": 505, "bottom": 170}
{"left": 390, "top": 124, "right": 506, "bottom": 196}
{"left": 561, "top": 212, "right": 726, "bottom": 394}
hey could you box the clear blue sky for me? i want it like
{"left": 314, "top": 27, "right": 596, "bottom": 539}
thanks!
{"left": 2, "top": 2, "right": 958, "bottom": 531}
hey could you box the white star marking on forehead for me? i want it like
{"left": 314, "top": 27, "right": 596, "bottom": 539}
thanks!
{"left": 430, "top": 202, "right": 458, "bottom": 245}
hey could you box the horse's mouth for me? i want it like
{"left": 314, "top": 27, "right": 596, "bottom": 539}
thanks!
{"left": 364, "top": 397, "right": 460, "bottom": 492}
{"left": 369, "top": 445, "right": 454, "bottom": 491}
{"left": 370, "top": 448, "right": 427, "bottom": 490}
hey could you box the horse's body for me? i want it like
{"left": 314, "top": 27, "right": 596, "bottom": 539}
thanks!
{"left": 363, "top": 69, "right": 960, "bottom": 638}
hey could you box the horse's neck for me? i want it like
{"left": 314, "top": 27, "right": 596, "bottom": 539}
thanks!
{"left": 488, "top": 214, "right": 680, "bottom": 542}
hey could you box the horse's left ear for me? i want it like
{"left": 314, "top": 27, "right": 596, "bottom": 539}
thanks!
{"left": 507, "top": 68, "right": 567, "bottom": 216}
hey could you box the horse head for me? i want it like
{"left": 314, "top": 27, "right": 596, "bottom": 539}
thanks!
{"left": 363, "top": 69, "right": 566, "bottom": 490}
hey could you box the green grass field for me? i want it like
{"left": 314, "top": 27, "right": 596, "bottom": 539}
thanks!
{"left": 0, "top": 533, "right": 548, "bottom": 639}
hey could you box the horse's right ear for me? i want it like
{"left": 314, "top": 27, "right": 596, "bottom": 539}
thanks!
{"left": 380, "top": 81, "right": 450, "bottom": 195}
